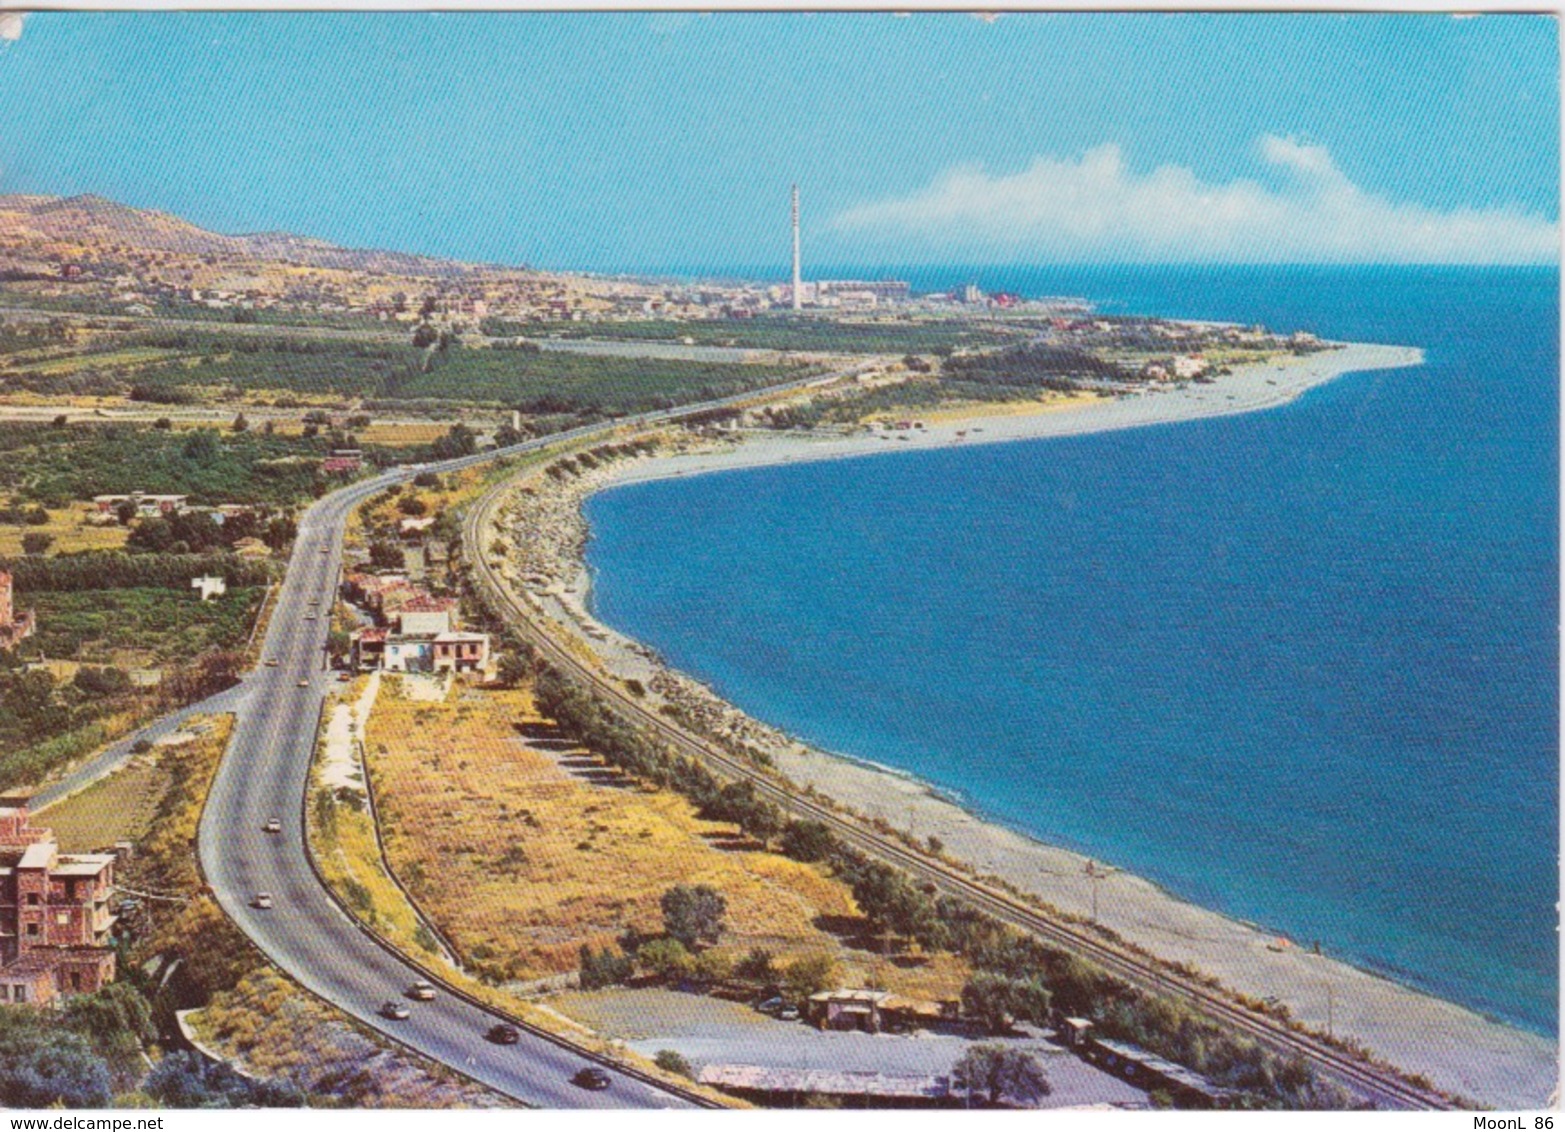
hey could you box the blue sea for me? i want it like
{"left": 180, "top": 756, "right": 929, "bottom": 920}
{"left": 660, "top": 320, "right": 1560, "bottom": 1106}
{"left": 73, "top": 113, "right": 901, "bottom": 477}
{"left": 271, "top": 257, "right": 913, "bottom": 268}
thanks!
{"left": 583, "top": 266, "right": 1559, "bottom": 1036}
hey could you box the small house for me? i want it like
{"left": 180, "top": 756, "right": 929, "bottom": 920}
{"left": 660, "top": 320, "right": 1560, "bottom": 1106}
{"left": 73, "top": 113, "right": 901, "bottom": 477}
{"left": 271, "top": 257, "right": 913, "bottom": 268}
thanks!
{"left": 806, "top": 988, "right": 892, "bottom": 1033}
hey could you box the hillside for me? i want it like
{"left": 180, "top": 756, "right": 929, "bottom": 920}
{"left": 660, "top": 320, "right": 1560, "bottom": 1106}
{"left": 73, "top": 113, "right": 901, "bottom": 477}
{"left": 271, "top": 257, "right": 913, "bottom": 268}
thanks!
{"left": 0, "top": 193, "right": 493, "bottom": 278}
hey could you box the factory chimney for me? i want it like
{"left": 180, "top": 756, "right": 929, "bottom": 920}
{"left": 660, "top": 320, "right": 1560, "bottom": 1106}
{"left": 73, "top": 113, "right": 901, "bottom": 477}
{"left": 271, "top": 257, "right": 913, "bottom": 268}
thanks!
{"left": 791, "top": 184, "right": 801, "bottom": 313}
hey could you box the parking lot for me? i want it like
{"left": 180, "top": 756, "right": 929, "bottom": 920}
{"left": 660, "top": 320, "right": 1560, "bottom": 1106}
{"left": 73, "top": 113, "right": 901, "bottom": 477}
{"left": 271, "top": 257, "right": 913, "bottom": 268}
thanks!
{"left": 548, "top": 987, "right": 1149, "bottom": 1108}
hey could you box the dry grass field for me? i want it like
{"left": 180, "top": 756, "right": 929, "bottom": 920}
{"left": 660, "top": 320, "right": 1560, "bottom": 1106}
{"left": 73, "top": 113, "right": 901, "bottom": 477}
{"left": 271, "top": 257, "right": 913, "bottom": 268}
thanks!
{"left": 362, "top": 681, "right": 969, "bottom": 1001}
{"left": 35, "top": 753, "right": 173, "bottom": 852}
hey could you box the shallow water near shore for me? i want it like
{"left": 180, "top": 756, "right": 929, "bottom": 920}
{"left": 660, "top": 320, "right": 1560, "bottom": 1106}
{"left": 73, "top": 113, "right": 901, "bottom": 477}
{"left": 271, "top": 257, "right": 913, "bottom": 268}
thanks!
{"left": 584, "top": 266, "right": 1559, "bottom": 1035}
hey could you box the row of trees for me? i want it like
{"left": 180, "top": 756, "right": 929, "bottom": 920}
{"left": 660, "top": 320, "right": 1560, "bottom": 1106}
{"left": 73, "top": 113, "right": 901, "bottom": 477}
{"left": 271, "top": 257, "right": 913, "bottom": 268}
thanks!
{"left": 126, "top": 509, "right": 295, "bottom": 556}
{"left": 531, "top": 659, "right": 1347, "bottom": 1109}
{"left": 1, "top": 550, "right": 274, "bottom": 592}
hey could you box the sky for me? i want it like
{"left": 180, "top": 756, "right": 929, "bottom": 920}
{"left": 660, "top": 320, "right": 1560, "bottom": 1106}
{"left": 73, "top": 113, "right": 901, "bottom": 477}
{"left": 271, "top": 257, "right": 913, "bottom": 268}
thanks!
{"left": 0, "top": 12, "right": 1557, "bottom": 271}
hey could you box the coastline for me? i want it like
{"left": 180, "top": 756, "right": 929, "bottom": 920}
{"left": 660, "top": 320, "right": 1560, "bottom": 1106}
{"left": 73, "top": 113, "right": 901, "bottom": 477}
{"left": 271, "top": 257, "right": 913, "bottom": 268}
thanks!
{"left": 603, "top": 341, "right": 1424, "bottom": 488}
{"left": 487, "top": 340, "right": 1559, "bottom": 1109}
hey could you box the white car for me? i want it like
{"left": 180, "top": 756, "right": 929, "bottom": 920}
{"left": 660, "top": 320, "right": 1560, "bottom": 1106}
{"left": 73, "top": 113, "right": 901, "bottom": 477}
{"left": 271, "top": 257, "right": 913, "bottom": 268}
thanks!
{"left": 251, "top": 893, "right": 274, "bottom": 910}
{"left": 406, "top": 981, "right": 437, "bottom": 1002}
{"left": 262, "top": 818, "right": 282, "bottom": 834}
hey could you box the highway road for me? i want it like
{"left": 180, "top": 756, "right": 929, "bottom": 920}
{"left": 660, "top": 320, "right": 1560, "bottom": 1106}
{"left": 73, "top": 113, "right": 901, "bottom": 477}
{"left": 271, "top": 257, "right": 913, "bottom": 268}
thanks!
{"left": 181, "top": 368, "right": 856, "bottom": 1107}
{"left": 195, "top": 458, "right": 705, "bottom": 1109}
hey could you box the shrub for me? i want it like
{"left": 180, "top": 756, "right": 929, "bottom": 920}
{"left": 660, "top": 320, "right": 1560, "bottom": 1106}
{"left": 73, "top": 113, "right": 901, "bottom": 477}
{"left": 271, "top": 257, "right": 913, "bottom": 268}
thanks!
{"left": 654, "top": 1050, "right": 692, "bottom": 1078}
{"left": 637, "top": 937, "right": 693, "bottom": 982}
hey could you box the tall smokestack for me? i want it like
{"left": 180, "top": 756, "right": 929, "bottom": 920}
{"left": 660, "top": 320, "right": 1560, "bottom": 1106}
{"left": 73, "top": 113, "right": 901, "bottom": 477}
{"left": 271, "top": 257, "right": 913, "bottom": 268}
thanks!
{"left": 791, "top": 183, "right": 801, "bottom": 313}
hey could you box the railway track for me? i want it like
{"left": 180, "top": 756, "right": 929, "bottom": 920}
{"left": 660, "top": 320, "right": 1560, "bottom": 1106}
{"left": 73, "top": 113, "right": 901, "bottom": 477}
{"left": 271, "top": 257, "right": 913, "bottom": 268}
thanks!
{"left": 463, "top": 452, "right": 1457, "bottom": 1113}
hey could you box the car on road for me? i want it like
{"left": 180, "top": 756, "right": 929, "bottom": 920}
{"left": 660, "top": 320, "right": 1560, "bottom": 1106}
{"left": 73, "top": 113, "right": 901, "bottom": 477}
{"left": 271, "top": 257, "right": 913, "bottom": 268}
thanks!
{"left": 380, "top": 1001, "right": 411, "bottom": 1021}
{"left": 251, "top": 893, "right": 274, "bottom": 909}
{"left": 308, "top": 599, "right": 320, "bottom": 606}
{"left": 303, "top": 614, "right": 317, "bottom": 622}
{"left": 486, "top": 1023, "right": 520, "bottom": 1045}
{"left": 265, "top": 658, "right": 280, "bottom": 667}
{"left": 755, "top": 996, "right": 784, "bottom": 1015}
{"left": 406, "top": 981, "right": 437, "bottom": 1001}
{"left": 296, "top": 679, "right": 310, "bottom": 688}
{"left": 337, "top": 672, "right": 352, "bottom": 682}
{"left": 262, "top": 818, "right": 282, "bottom": 834}
{"left": 320, "top": 546, "right": 331, "bottom": 554}
{"left": 571, "top": 1067, "right": 611, "bottom": 1091}
{"left": 778, "top": 1005, "right": 801, "bottom": 1022}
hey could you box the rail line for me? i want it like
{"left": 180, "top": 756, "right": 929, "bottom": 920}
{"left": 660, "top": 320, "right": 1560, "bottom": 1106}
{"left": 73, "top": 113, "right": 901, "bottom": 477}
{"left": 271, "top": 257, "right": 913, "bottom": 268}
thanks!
{"left": 463, "top": 449, "right": 1457, "bottom": 1113}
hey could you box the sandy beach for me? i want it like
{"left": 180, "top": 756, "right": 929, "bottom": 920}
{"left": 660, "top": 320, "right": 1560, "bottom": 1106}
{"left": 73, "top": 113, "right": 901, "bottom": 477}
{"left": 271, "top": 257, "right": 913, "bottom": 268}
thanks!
{"left": 486, "top": 340, "right": 1559, "bottom": 1109}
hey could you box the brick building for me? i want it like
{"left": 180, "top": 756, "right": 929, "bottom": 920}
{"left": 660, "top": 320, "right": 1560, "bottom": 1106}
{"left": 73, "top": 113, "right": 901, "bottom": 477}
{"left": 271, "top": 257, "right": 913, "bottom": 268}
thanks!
{"left": 0, "top": 799, "right": 118, "bottom": 1006}
{"left": 0, "top": 570, "right": 35, "bottom": 651}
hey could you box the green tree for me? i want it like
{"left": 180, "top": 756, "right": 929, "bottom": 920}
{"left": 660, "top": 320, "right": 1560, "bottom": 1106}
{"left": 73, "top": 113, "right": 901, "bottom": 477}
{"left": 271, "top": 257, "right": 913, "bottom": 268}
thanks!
{"left": 264, "top": 515, "right": 298, "bottom": 551}
{"left": 661, "top": 884, "right": 726, "bottom": 950}
{"left": 0, "top": 1026, "right": 112, "bottom": 1108}
{"left": 496, "top": 652, "right": 530, "bottom": 688}
{"left": 21, "top": 531, "right": 52, "bottom": 556}
{"left": 780, "top": 819, "right": 835, "bottom": 862}
{"left": 368, "top": 540, "right": 404, "bottom": 570}
{"left": 951, "top": 1045, "right": 1051, "bottom": 1107}
{"left": 578, "top": 944, "right": 634, "bottom": 990}
{"left": 960, "top": 972, "right": 1049, "bottom": 1033}
{"left": 780, "top": 952, "right": 840, "bottom": 1001}
{"left": 734, "top": 948, "right": 776, "bottom": 985}
{"left": 231, "top": 412, "right": 249, "bottom": 432}
{"left": 180, "top": 429, "right": 221, "bottom": 462}
{"left": 429, "top": 423, "right": 477, "bottom": 460}
{"left": 638, "top": 937, "right": 694, "bottom": 981}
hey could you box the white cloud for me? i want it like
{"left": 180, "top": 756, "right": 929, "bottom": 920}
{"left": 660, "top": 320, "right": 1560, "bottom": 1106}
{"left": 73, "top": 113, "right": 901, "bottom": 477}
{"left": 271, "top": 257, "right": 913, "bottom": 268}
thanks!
{"left": 831, "top": 135, "right": 1558, "bottom": 264}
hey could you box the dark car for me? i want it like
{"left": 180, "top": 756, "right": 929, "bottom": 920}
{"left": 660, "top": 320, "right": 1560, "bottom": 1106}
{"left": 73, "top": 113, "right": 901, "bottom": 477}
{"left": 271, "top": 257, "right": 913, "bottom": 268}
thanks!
{"left": 380, "top": 1001, "right": 411, "bottom": 1021}
{"left": 486, "top": 1023, "right": 520, "bottom": 1045}
{"left": 572, "top": 1066, "right": 611, "bottom": 1091}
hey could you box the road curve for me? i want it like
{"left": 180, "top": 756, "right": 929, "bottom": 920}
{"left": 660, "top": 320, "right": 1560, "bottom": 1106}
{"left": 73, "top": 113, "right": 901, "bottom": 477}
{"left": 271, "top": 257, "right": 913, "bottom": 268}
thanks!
{"left": 192, "top": 368, "right": 851, "bottom": 1107}
{"left": 465, "top": 454, "right": 1457, "bottom": 1113}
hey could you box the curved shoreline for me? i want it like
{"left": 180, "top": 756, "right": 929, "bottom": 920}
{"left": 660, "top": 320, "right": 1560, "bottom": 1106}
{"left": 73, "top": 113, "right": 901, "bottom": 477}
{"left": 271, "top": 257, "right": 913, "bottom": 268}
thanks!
{"left": 492, "top": 340, "right": 1558, "bottom": 1109}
